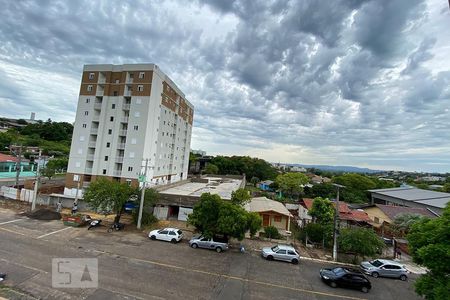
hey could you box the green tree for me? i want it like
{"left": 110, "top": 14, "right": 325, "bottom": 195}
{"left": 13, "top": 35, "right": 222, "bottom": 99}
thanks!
{"left": 310, "top": 183, "right": 336, "bottom": 199}
{"left": 250, "top": 176, "right": 260, "bottom": 187}
{"left": 441, "top": 183, "right": 450, "bottom": 193}
{"left": 188, "top": 193, "right": 261, "bottom": 240}
{"left": 275, "top": 172, "right": 309, "bottom": 199}
{"left": 83, "top": 178, "right": 138, "bottom": 223}
{"left": 46, "top": 158, "right": 69, "bottom": 172}
{"left": 41, "top": 166, "right": 56, "bottom": 179}
{"left": 407, "top": 203, "right": 450, "bottom": 299}
{"left": 132, "top": 188, "right": 160, "bottom": 226}
{"left": 231, "top": 188, "right": 251, "bottom": 206}
{"left": 391, "top": 213, "right": 428, "bottom": 236}
{"left": 247, "top": 212, "right": 262, "bottom": 238}
{"left": 332, "top": 174, "right": 377, "bottom": 203}
{"left": 338, "top": 228, "right": 385, "bottom": 259}
{"left": 309, "top": 197, "right": 334, "bottom": 224}
{"left": 204, "top": 163, "right": 219, "bottom": 174}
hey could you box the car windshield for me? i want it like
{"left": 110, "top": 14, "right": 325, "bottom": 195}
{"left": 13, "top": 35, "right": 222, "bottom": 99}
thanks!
{"left": 177, "top": 230, "right": 182, "bottom": 235}
{"left": 333, "top": 268, "right": 347, "bottom": 276}
{"left": 370, "top": 260, "right": 383, "bottom": 267}
{"left": 271, "top": 246, "right": 279, "bottom": 252}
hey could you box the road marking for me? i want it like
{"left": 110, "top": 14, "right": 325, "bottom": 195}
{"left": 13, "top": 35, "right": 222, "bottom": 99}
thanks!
{"left": 0, "top": 219, "right": 22, "bottom": 225}
{"left": 95, "top": 250, "right": 366, "bottom": 300}
{"left": 37, "top": 227, "right": 72, "bottom": 239}
{"left": 0, "top": 226, "right": 27, "bottom": 236}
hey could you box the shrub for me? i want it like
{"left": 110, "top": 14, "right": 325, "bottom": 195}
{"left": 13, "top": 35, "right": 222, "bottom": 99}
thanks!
{"left": 132, "top": 210, "right": 158, "bottom": 227}
{"left": 264, "top": 226, "right": 281, "bottom": 239}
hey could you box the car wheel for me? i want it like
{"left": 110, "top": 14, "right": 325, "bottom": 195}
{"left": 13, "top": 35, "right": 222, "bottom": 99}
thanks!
{"left": 266, "top": 255, "right": 273, "bottom": 261}
{"left": 361, "top": 286, "right": 369, "bottom": 293}
{"left": 150, "top": 235, "right": 156, "bottom": 240}
{"left": 400, "top": 275, "right": 407, "bottom": 281}
{"left": 191, "top": 243, "right": 198, "bottom": 249}
{"left": 330, "top": 282, "right": 337, "bottom": 288}
{"left": 215, "top": 247, "right": 222, "bottom": 253}
{"left": 107, "top": 228, "right": 113, "bottom": 233}
{"left": 372, "top": 272, "right": 379, "bottom": 278}
{"left": 291, "top": 258, "right": 298, "bottom": 264}
{"left": 171, "top": 238, "right": 177, "bottom": 244}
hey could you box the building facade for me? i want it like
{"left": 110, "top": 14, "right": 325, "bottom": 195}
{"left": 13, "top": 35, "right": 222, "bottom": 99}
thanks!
{"left": 65, "top": 64, "right": 194, "bottom": 196}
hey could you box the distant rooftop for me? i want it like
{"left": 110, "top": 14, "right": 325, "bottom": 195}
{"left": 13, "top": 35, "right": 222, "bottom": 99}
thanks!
{"left": 160, "top": 176, "right": 243, "bottom": 200}
{"left": 369, "top": 187, "right": 450, "bottom": 209}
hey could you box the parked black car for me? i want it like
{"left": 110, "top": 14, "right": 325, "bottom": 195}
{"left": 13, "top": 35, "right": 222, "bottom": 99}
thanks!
{"left": 320, "top": 267, "right": 371, "bottom": 293}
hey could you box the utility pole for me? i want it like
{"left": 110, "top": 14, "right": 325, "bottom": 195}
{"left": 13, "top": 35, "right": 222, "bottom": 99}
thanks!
{"left": 13, "top": 145, "right": 23, "bottom": 200}
{"left": 332, "top": 183, "right": 345, "bottom": 262}
{"left": 137, "top": 158, "right": 149, "bottom": 229}
{"left": 31, "top": 150, "right": 42, "bottom": 211}
{"left": 73, "top": 175, "right": 81, "bottom": 205}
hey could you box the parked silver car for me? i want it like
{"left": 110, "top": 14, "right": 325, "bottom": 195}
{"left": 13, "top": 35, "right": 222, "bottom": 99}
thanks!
{"left": 360, "top": 259, "right": 408, "bottom": 281}
{"left": 261, "top": 244, "right": 300, "bottom": 264}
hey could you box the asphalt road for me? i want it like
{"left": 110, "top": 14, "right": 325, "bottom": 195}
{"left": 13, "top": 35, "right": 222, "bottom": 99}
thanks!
{"left": 0, "top": 208, "right": 422, "bottom": 300}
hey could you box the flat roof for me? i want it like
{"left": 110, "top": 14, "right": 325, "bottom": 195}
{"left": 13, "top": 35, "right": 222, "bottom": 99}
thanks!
{"left": 369, "top": 187, "right": 450, "bottom": 209}
{"left": 160, "top": 177, "right": 242, "bottom": 200}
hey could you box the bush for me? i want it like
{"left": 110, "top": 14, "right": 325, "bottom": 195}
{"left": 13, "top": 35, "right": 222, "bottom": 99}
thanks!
{"left": 264, "top": 226, "right": 281, "bottom": 239}
{"left": 132, "top": 210, "right": 158, "bottom": 227}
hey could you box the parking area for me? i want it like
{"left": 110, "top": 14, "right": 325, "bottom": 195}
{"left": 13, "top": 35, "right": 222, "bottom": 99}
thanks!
{"left": 0, "top": 207, "right": 423, "bottom": 300}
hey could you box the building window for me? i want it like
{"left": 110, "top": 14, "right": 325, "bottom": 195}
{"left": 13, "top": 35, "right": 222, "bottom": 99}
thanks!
{"left": 139, "top": 72, "right": 145, "bottom": 79}
{"left": 80, "top": 136, "right": 85, "bottom": 141}
{"left": 137, "top": 85, "right": 144, "bottom": 92}
{"left": 131, "top": 138, "right": 137, "bottom": 145}
{"left": 133, "top": 125, "right": 138, "bottom": 130}
{"left": 76, "top": 162, "right": 81, "bottom": 168}
{"left": 274, "top": 216, "right": 282, "bottom": 222}
{"left": 82, "top": 124, "right": 87, "bottom": 128}
{"left": 136, "top": 99, "right": 142, "bottom": 104}
{"left": 87, "top": 85, "right": 93, "bottom": 91}
{"left": 112, "top": 104, "right": 116, "bottom": 109}
{"left": 102, "top": 169, "right": 106, "bottom": 175}
{"left": 86, "top": 98, "right": 90, "bottom": 103}
{"left": 106, "top": 142, "right": 110, "bottom": 148}
{"left": 110, "top": 116, "right": 114, "bottom": 122}
{"left": 113, "top": 91, "right": 118, "bottom": 96}
{"left": 129, "top": 152, "right": 135, "bottom": 158}
{"left": 84, "top": 111, "right": 89, "bottom": 116}
{"left": 134, "top": 112, "right": 140, "bottom": 117}
{"left": 105, "top": 156, "right": 108, "bottom": 161}
{"left": 89, "top": 73, "right": 95, "bottom": 80}
{"left": 128, "top": 166, "right": 133, "bottom": 172}
{"left": 108, "top": 129, "right": 112, "bottom": 134}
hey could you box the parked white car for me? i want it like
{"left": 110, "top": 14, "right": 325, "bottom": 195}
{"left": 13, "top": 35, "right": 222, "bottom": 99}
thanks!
{"left": 148, "top": 228, "right": 183, "bottom": 243}
{"left": 261, "top": 244, "right": 300, "bottom": 264}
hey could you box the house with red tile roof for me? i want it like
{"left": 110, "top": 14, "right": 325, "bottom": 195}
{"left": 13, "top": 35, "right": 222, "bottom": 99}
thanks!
{"left": 299, "top": 198, "right": 371, "bottom": 228}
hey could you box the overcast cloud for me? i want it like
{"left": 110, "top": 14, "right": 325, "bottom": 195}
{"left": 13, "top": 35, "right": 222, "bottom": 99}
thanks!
{"left": 0, "top": 0, "right": 449, "bottom": 172}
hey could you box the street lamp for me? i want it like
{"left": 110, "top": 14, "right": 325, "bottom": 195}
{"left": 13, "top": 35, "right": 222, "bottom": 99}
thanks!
{"left": 332, "top": 183, "right": 345, "bottom": 262}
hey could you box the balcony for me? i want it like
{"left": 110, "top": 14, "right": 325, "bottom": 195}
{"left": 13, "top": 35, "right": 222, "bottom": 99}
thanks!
{"left": 90, "top": 128, "right": 98, "bottom": 135}
{"left": 124, "top": 90, "right": 132, "bottom": 97}
{"left": 94, "top": 102, "right": 102, "bottom": 110}
{"left": 86, "top": 154, "right": 94, "bottom": 161}
{"left": 88, "top": 141, "right": 97, "bottom": 148}
{"left": 115, "top": 156, "right": 124, "bottom": 163}
{"left": 85, "top": 167, "right": 93, "bottom": 174}
{"left": 96, "top": 89, "right": 104, "bottom": 97}
{"left": 113, "top": 170, "right": 122, "bottom": 176}
{"left": 92, "top": 115, "right": 100, "bottom": 122}
{"left": 118, "top": 130, "right": 127, "bottom": 136}
{"left": 126, "top": 78, "right": 133, "bottom": 84}
{"left": 117, "top": 143, "right": 126, "bottom": 149}
{"left": 122, "top": 103, "right": 130, "bottom": 110}
{"left": 120, "top": 117, "right": 129, "bottom": 123}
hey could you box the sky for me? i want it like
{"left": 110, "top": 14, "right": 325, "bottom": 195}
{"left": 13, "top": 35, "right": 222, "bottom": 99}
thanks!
{"left": 0, "top": 0, "right": 449, "bottom": 173}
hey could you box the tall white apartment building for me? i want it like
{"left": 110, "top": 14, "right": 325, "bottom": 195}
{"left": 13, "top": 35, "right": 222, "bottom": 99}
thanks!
{"left": 65, "top": 64, "right": 194, "bottom": 195}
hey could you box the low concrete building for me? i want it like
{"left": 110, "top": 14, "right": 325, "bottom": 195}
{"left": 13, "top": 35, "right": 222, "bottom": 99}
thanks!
{"left": 153, "top": 175, "right": 245, "bottom": 221}
{"left": 369, "top": 187, "right": 450, "bottom": 215}
{"left": 257, "top": 180, "right": 273, "bottom": 191}
{"left": 244, "top": 197, "right": 292, "bottom": 232}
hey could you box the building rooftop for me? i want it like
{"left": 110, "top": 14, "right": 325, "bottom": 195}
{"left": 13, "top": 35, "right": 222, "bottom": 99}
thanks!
{"left": 245, "top": 197, "right": 292, "bottom": 217}
{"left": 374, "top": 204, "right": 438, "bottom": 220}
{"left": 369, "top": 187, "right": 450, "bottom": 209}
{"left": 160, "top": 176, "right": 242, "bottom": 200}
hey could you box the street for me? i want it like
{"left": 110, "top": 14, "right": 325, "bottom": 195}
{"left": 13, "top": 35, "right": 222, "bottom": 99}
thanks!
{"left": 0, "top": 208, "right": 421, "bottom": 300}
